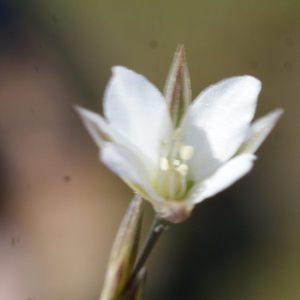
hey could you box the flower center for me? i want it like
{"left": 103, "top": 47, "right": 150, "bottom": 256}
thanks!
{"left": 156, "top": 128, "right": 194, "bottom": 200}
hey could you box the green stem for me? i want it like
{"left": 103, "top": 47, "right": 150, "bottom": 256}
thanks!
{"left": 120, "top": 214, "right": 168, "bottom": 299}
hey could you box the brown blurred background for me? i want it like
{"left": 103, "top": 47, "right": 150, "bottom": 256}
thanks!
{"left": 0, "top": 0, "right": 298, "bottom": 299}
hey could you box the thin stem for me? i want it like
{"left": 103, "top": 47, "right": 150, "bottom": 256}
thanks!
{"left": 134, "top": 215, "right": 168, "bottom": 279}
{"left": 120, "top": 214, "right": 168, "bottom": 299}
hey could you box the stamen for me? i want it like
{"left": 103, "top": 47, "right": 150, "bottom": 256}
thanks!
{"left": 160, "top": 157, "right": 169, "bottom": 170}
{"left": 170, "top": 139, "right": 180, "bottom": 160}
{"left": 157, "top": 129, "right": 194, "bottom": 201}
{"left": 172, "top": 159, "right": 180, "bottom": 166}
{"left": 158, "top": 168, "right": 167, "bottom": 197}
{"left": 168, "top": 171, "right": 175, "bottom": 200}
{"left": 180, "top": 145, "right": 194, "bottom": 161}
{"left": 176, "top": 164, "right": 189, "bottom": 176}
{"left": 178, "top": 172, "right": 187, "bottom": 198}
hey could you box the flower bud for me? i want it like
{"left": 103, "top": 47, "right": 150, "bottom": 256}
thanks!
{"left": 164, "top": 45, "right": 192, "bottom": 126}
{"left": 99, "top": 194, "right": 142, "bottom": 300}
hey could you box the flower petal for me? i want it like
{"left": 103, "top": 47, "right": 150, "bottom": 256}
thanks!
{"left": 75, "top": 106, "right": 157, "bottom": 176}
{"left": 181, "top": 76, "right": 261, "bottom": 165}
{"left": 104, "top": 67, "right": 173, "bottom": 165}
{"left": 100, "top": 142, "right": 166, "bottom": 203}
{"left": 74, "top": 106, "right": 115, "bottom": 148}
{"left": 188, "top": 153, "right": 256, "bottom": 204}
{"left": 182, "top": 126, "right": 222, "bottom": 183}
{"left": 236, "top": 108, "right": 284, "bottom": 154}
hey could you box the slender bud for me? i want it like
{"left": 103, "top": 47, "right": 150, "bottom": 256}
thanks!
{"left": 132, "top": 268, "right": 147, "bottom": 300}
{"left": 99, "top": 195, "right": 142, "bottom": 300}
{"left": 120, "top": 268, "right": 147, "bottom": 300}
{"left": 164, "top": 45, "right": 192, "bottom": 126}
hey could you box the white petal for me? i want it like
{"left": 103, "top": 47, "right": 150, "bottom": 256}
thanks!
{"left": 75, "top": 106, "right": 156, "bottom": 176}
{"left": 182, "top": 126, "right": 222, "bottom": 183}
{"left": 104, "top": 67, "right": 173, "bottom": 165}
{"left": 188, "top": 153, "right": 256, "bottom": 204}
{"left": 100, "top": 142, "right": 166, "bottom": 203}
{"left": 75, "top": 106, "right": 114, "bottom": 148}
{"left": 181, "top": 76, "right": 261, "bottom": 171}
{"left": 237, "top": 108, "right": 284, "bottom": 154}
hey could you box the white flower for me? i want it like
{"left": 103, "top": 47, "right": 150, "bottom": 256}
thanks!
{"left": 75, "top": 48, "right": 283, "bottom": 223}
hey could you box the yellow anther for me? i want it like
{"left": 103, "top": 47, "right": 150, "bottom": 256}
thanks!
{"left": 176, "top": 164, "right": 189, "bottom": 176}
{"left": 160, "top": 157, "right": 169, "bottom": 170}
{"left": 180, "top": 145, "right": 194, "bottom": 160}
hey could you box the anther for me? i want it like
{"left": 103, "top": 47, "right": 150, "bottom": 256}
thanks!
{"left": 172, "top": 159, "right": 180, "bottom": 166}
{"left": 180, "top": 145, "right": 194, "bottom": 160}
{"left": 176, "top": 164, "right": 189, "bottom": 176}
{"left": 160, "top": 157, "right": 169, "bottom": 170}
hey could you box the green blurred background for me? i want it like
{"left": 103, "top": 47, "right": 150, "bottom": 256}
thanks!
{"left": 0, "top": 0, "right": 298, "bottom": 299}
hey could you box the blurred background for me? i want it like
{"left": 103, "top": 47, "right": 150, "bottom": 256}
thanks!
{"left": 0, "top": 0, "right": 298, "bottom": 299}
